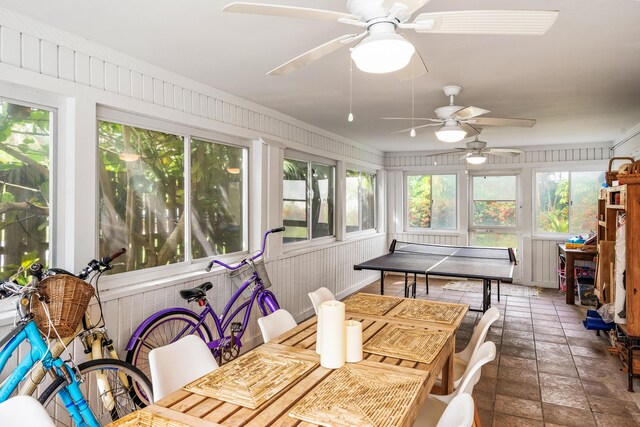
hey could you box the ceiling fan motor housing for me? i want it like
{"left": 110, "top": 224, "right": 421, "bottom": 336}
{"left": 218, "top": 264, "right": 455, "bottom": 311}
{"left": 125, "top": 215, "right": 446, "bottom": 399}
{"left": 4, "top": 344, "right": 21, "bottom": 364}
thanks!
{"left": 347, "top": 0, "right": 390, "bottom": 21}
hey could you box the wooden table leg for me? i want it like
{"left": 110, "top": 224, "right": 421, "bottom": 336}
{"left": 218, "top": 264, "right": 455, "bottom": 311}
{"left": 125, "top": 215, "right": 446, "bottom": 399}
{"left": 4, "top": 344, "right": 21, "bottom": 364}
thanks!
{"left": 566, "top": 253, "right": 575, "bottom": 305}
{"left": 441, "top": 344, "right": 455, "bottom": 395}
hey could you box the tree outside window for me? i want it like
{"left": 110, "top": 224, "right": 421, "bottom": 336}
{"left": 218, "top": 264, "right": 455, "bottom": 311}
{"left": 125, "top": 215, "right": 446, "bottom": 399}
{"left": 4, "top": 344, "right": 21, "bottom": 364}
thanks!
{"left": 406, "top": 174, "right": 456, "bottom": 230}
{"left": 283, "top": 158, "right": 334, "bottom": 243}
{"left": 0, "top": 101, "right": 51, "bottom": 280}
{"left": 346, "top": 170, "right": 376, "bottom": 233}
{"left": 98, "top": 121, "right": 246, "bottom": 273}
{"left": 535, "top": 171, "right": 604, "bottom": 235}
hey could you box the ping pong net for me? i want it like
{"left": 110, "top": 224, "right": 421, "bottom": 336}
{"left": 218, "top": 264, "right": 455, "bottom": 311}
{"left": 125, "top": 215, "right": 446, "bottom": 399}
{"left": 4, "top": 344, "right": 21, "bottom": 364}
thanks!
{"left": 390, "top": 240, "right": 517, "bottom": 264}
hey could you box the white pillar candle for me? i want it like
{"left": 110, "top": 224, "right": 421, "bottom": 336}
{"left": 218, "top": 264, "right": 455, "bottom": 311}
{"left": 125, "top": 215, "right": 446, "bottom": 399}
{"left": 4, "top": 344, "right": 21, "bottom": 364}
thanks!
{"left": 345, "top": 320, "right": 363, "bottom": 363}
{"left": 320, "top": 300, "right": 346, "bottom": 369}
{"left": 315, "top": 304, "right": 322, "bottom": 354}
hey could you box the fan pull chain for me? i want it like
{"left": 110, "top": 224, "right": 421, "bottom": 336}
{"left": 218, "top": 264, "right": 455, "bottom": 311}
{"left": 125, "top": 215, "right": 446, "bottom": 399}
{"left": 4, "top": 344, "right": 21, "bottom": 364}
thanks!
{"left": 348, "top": 57, "right": 354, "bottom": 122}
{"left": 410, "top": 55, "right": 416, "bottom": 137}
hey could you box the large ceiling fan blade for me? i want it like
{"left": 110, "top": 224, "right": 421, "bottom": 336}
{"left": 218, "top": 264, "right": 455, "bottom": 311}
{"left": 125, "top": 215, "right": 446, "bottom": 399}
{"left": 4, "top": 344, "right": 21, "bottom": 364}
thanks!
{"left": 452, "top": 106, "right": 490, "bottom": 120}
{"left": 458, "top": 122, "right": 481, "bottom": 137}
{"left": 392, "top": 123, "right": 442, "bottom": 134}
{"left": 413, "top": 10, "right": 559, "bottom": 35}
{"left": 486, "top": 148, "right": 525, "bottom": 157}
{"left": 383, "top": 0, "right": 433, "bottom": 21}
{"left": 467, "top": 117, "right": 536, "bottom": 127}
{"left": 459, "top": 152, "right": 473, "bottom": 160}
{"left": 381, "top": 117, "right": 442, "bottom": 122}
{"left": 222, "top": 2, "right": 361, "bottom": 21}
{"left": 422, "top": 149, "right": 466, "bottom": 158}
{"left": 267, "top": 34, "right": 357, "bottom": 75}
{"left": 395, "top": 49, "right": 428, "bottom": 81}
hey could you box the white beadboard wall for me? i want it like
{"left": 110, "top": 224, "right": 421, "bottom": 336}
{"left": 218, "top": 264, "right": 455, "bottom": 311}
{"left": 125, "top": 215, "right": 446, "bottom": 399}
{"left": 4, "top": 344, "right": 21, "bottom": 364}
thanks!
{"left": 385, "top": 145, "right": 611, "bottom": 168}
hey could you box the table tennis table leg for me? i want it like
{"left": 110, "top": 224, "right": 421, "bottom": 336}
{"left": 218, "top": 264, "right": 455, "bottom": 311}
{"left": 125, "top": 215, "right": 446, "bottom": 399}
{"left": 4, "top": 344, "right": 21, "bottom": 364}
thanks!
{"left": 412, "top": 273, "right": 417, "bottom": 298}
{"left": 404, "top": 273, "right": 409, "bottom": 298}
{"left": 380, "top": 271, "right": 385, "bottom": 295}
{"left": 497, "top": 280, "right": 501, "bottom": 302}
{"left": 425, "top": 274, "right": 429, "bottom": 295}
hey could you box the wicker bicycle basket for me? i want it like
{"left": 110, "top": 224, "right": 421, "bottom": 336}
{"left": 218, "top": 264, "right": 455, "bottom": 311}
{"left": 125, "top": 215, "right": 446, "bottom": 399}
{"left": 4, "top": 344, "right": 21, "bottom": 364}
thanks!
{"left": 32, "top": 275, "right": 94, "bottom": 337}
{"left": 228, "top": 259, "right": 272, "bottom": 298}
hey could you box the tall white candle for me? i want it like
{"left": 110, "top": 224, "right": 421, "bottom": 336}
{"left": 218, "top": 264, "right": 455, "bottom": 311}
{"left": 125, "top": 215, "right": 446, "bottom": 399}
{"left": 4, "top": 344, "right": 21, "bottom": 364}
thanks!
{"left": 315, "top": 304, "right": 322, "bottom": 354}
{"left": 345, "top": 320, "right": 363, "bottom": 363}
{"left": 320, "top": 300, "right": 346, "bottom": 369}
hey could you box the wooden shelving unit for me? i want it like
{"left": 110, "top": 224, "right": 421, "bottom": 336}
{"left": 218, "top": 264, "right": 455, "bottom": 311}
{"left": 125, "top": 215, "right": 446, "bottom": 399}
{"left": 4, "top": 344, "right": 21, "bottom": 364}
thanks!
{"left": 595, "top": 186, "right": 626, "bottom": 303}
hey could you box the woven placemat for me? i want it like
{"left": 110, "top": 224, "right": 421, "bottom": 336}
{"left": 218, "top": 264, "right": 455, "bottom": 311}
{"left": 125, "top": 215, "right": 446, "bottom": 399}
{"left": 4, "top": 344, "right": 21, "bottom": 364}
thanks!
{"left": 183, "top": 350, "right": 317, "bottom": 409}
{"left": 106, "top": 410, "right": 189, "bottom": 427}
{"left": 392, "top": 299, "right": 464, "bottom": 324}
{"left": 289, "top": 364, "right": 423, "bottom": 427}
{"left": 364, "top": 324, "right": 450, "bottom": 364}
{"left": 343, "top": 293, "right": 403, "bottom": 316}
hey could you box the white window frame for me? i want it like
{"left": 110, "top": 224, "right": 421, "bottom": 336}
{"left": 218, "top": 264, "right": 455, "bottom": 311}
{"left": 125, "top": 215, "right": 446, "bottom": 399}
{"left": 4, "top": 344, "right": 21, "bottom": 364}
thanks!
{"left": 532, "top": 167, "right": 605, "bottom": 238}
{"left": 283, "top": 150, "right": 337, "bottom": 249}
{"left": 345, "top": 167, "right": 377, "bottom": 235}
{"left": 0, "top": 95, "right": 57, "bottom": 265}
{"left": 468, "top": 171, "right": 521, "bottom": 249}
{"left": 96, "top": 107, "right": 252, "bottom": 282}
{"left": 404, "top": 172, "right": 458, "bottom": 232}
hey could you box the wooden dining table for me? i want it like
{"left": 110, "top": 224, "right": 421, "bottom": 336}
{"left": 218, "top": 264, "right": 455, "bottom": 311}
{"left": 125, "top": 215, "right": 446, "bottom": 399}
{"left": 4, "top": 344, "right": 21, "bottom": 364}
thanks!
{"left": 109, "top": 293, "right": 468, "bottom": 427}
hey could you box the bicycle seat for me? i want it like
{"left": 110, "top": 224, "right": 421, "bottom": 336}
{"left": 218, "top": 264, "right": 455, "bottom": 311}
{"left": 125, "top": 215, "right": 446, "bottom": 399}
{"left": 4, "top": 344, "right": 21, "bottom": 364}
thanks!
{"left": 179, "top": 282, "right": 213, "bottom": 301}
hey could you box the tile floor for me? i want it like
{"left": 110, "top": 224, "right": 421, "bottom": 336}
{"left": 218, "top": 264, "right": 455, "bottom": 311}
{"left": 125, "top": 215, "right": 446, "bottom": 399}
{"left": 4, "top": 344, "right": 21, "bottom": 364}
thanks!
{"left": 359, "top": 276, "right": 640, "bottom": 427}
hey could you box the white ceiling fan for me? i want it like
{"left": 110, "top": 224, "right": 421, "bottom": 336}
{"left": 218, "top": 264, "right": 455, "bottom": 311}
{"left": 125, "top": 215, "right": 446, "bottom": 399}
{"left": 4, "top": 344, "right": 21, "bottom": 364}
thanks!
{"left": 428, "top": 137, "right": 525, "bottom": 164}
{"left": 383, "top": 85, "right": 537, "bottom": 142}
{"left": 222, "top": 0, "right": 559, "bottom": 77}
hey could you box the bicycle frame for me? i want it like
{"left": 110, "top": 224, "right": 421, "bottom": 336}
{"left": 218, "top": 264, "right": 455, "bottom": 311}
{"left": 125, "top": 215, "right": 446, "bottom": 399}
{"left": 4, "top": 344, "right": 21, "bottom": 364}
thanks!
{"left": 0, "top": 320, "right": 99, "bottom": 427}
{"left": 128, "top": 276, "right": 279, "bottom": 354}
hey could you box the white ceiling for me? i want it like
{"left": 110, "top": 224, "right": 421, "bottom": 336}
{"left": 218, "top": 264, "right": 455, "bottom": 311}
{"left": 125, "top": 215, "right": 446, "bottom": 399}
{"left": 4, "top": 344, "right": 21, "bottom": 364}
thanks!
{"left": 2, "top": 0, "right": 639, "bottom": 152}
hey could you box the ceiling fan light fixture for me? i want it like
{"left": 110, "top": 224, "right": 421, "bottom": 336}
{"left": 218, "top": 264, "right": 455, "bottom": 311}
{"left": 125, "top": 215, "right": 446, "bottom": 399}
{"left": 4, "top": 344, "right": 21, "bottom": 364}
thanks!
{"left": 466, "top": 153, "right": 487, "bottom": 165}
{"left": 350, "top": 32, "right": 415, "bottom": 74}
{"left": 435, "top": 123, "right": 467, "bottom": 143}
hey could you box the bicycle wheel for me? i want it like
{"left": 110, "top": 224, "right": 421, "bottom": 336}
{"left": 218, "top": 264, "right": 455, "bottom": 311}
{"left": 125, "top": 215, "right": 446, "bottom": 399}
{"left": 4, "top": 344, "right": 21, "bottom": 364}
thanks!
{"left": 38, "top": 359, "right": 153, "bottom": 426}
{"left": 125, "top": 310, "right": 213, "bottom": 388}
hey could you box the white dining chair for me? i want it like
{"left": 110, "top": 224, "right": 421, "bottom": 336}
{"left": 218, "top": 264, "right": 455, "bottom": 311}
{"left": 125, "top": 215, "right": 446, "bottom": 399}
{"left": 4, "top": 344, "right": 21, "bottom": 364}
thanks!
{"left": 258, "top": 309, "right": 297, "bottom": 343}
{"left": 149, "top": 334, "right": 219, "bottom": 401}
{"left": 437, "top": 306, "right": 500, "bottom": 388}
{"left": 0, "top": 395, "right": 55, "bottom": 427}
{"left": 308, "top": 287, "right": 335, "bottom": 315}
{"left": 435, "top": 393, "right": 475, "bottom": 427}
{"left": 414, "top": 341, "right": 496, "bottom": 427}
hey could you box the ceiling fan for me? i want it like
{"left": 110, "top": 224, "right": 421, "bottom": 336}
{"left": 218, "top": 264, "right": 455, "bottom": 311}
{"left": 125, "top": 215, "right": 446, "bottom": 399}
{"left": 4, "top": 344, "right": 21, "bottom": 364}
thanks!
{"left": 428, "top": 137, "right": 525, "bottom": 164}
{"left": 383, "top": 85, "right": 537, "bottom": 142}
{"left": 222, "top": 0, "right": 559, "bottom": 77}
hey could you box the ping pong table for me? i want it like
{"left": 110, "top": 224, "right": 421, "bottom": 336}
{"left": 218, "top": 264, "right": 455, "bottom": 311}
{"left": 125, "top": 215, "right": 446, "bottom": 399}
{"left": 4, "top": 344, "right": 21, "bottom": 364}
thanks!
{"left": 353, "top": 240, "right": 517, "bottom": 313}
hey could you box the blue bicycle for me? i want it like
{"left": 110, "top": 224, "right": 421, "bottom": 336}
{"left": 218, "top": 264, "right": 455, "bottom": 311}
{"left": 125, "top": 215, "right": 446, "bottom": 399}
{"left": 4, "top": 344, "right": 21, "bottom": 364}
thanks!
{"left": 0, "top": 276, "right": 153, "bottom": 426}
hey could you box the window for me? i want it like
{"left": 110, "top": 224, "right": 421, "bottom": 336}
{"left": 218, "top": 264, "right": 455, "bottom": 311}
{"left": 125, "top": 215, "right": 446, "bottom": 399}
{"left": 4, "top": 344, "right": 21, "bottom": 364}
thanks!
{"left": 191, "top": 139, "right": 246, "bottom": 258}
{"left": 283, "top": 158, "right": 335, "bottom": 243}
{"left": 346, "top": 170, "right": 376, "bottom": 233}
{"left": 0, "top": 100, "right": 52, "bottom": 280}
{"left": 535, "top": 171, "right": 604, "bottom": 235}
{"left": 472, "top": 176, "right": 517, "bottom": 227}
{"left": 98, "top": 119, "right": 247, "bottom": 274}
{"left": 470, "top": 175, "right": 518, "bottom": 249}
{"left": 406, "top": 174, "right": 456, "bottom": 230}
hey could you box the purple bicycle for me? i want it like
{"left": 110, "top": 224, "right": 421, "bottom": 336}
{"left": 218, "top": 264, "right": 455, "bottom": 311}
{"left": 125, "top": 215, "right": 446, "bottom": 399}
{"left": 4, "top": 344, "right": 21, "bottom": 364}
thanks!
{"left": 125, "top": 228, "right": 283, "bottom": 376}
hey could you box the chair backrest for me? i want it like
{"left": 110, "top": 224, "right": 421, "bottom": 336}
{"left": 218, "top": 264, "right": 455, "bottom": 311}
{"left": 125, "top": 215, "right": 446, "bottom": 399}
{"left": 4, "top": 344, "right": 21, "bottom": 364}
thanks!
{"left": 308, "top": 287, "right": 335, "bottom": 315}
{"left": 258, "top": 309, "right": 297, "bottom": 343}
{"left": 149, "top": 334, "right": 219, "bottom": 401}
{"left": 436, "top": 393, "right": 474, "bottom": 427}
{"left": 458, "top": 306, "right": 500, "bottom": 362}
{"left": 0, "top": 396, "right": 55, "bottom": 427}
{"left": 455, "top": 341, "right": 496, "bottom": 397}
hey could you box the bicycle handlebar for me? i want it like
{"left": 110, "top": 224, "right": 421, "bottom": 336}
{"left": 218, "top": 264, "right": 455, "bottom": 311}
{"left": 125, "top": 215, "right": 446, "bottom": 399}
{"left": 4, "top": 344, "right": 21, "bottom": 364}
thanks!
{"left": 205, "top": 227, "right": 285, "bottom": 272}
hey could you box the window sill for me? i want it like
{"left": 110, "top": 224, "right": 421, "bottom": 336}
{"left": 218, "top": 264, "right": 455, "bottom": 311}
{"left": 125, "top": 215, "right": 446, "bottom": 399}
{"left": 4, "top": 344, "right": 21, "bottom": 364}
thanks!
{"left": 401, "top": 230, "right": 462, "bottom": 236}
{"left": 278, "top": 232, "right": 386, "bottom": 259}
{"left": 530, "top": 234, "right": 570, "bottom": 241}
{"left": 344, "top": 229, "right": 378, "bottom": 240}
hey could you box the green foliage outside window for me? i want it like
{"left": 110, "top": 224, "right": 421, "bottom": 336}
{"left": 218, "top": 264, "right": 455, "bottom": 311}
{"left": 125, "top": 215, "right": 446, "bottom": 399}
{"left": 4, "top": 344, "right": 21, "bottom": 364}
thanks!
{"left": 407, "top": 174, "right": 456, "bottom": 230}
{"left": 0, "top": 102, "right": 50, "bottom": 281}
